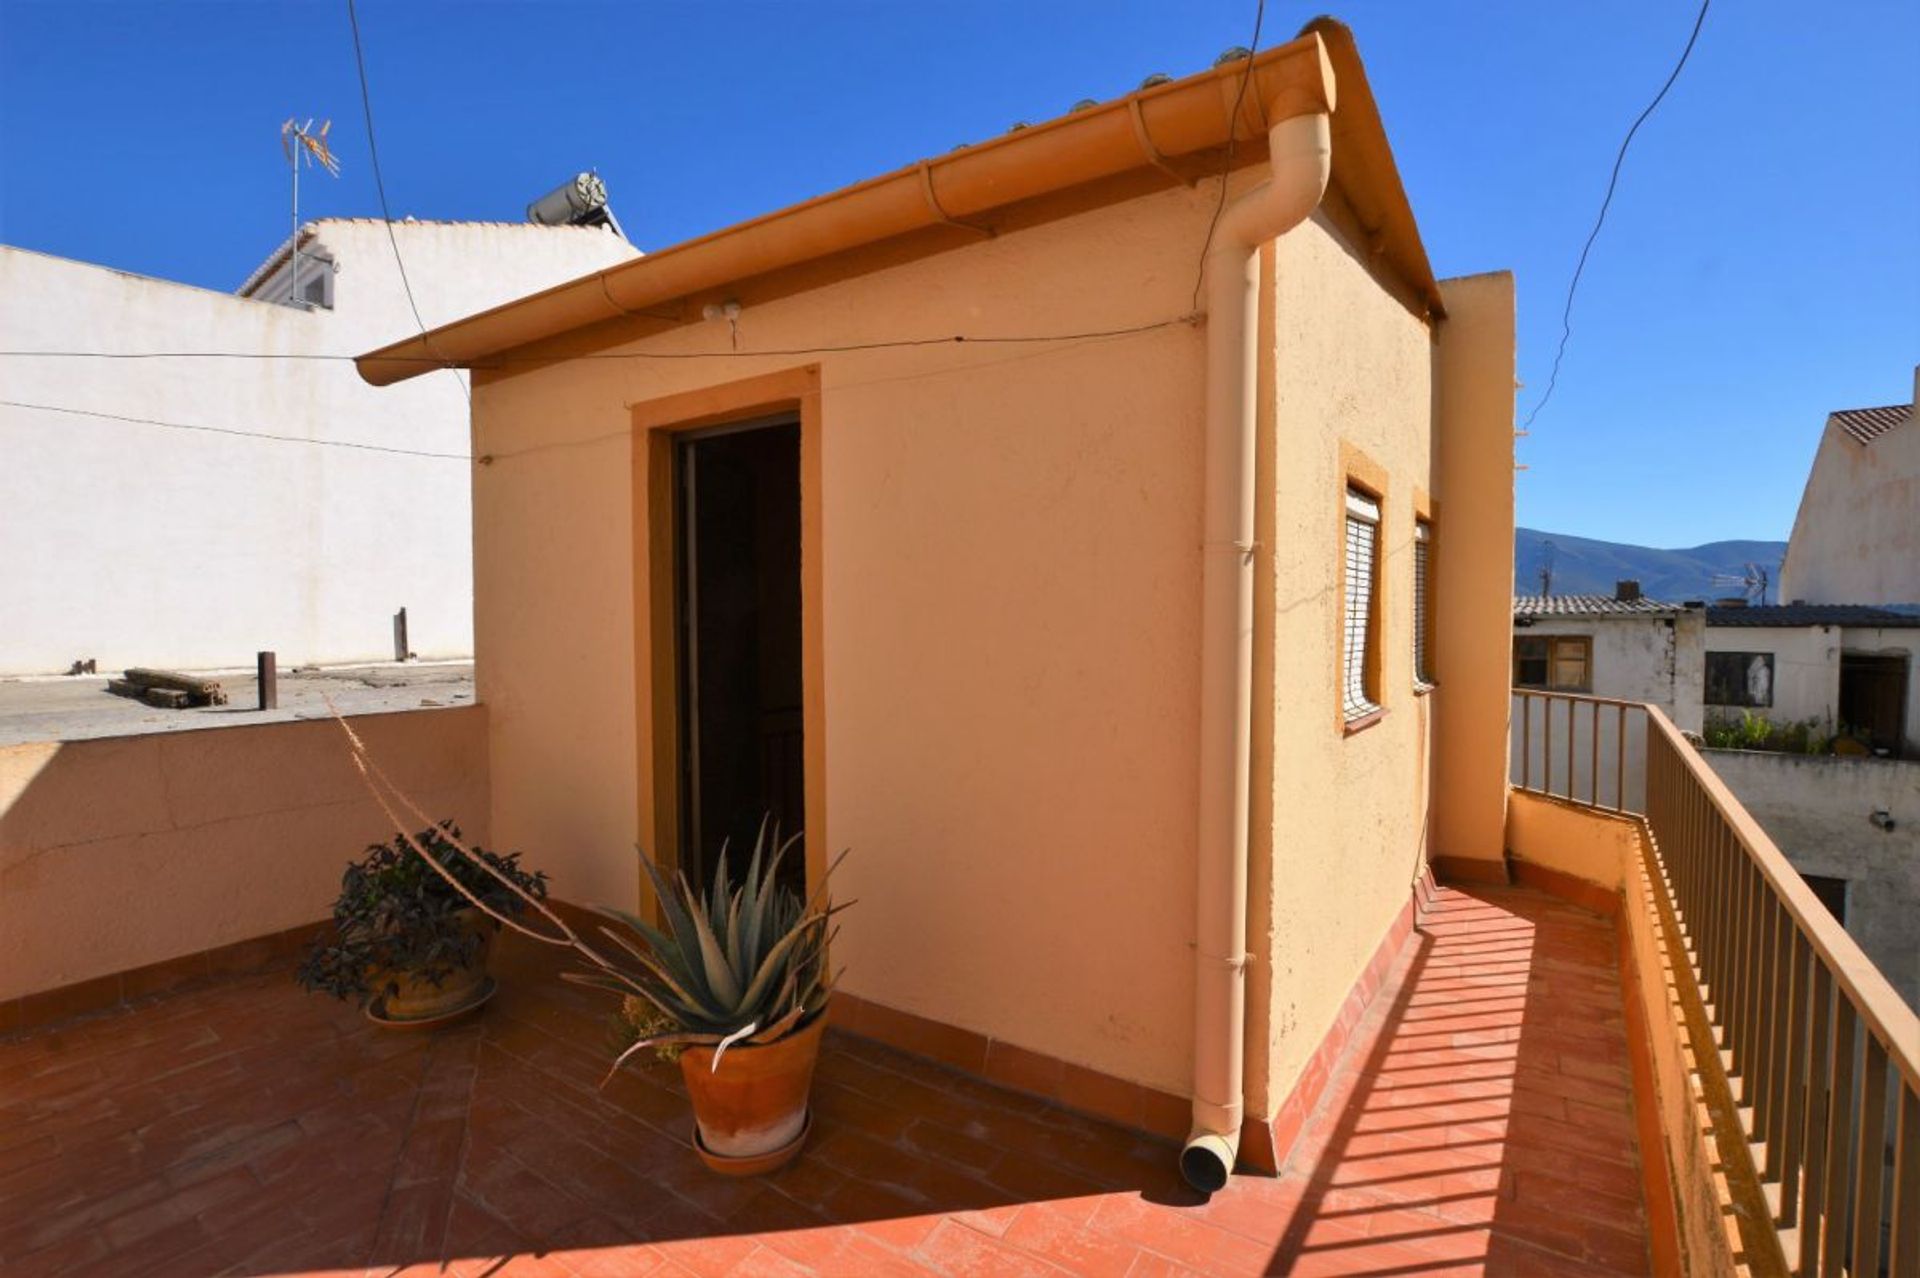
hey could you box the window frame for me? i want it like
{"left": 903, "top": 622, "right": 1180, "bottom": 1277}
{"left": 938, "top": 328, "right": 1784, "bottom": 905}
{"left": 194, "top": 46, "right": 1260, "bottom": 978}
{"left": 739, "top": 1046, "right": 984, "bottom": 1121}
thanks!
{"left": 1705, "top": 650, "right": 1776, "bottom": 708}
{"left": 1512, "top": 634, "right": 1592, "bottom": 692}
{"left": 1337, "top": 444, "right": 1389, "bottom": 734}
{"left": 1412, "top": 510, "right": 1435, "bottom": 693}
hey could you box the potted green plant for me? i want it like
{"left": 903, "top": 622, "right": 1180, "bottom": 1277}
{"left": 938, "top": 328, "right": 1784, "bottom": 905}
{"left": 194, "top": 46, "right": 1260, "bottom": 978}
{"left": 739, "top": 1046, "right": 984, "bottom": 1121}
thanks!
{"left": 587, "top": 826, "right": 844, "bottom": 1176}
{"left": 297, "top": 822, "right": 549, "bottom": 1025}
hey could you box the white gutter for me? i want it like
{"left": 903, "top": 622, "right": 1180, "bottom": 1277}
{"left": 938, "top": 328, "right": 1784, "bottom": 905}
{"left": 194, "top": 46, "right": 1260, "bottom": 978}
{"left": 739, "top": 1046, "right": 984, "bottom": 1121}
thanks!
{"left": 1183, "top": 110, "right": 1334, "bottom": 1193}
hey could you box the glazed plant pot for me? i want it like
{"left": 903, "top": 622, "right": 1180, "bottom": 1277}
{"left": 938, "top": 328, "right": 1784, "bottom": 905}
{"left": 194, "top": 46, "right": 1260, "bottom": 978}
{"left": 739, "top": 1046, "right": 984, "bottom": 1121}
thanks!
{"left": 375, "top": 909, "right": 493, "bottom": 1023}
{"left": 678, "top": 1013, "right": 826, "bottom": 1175}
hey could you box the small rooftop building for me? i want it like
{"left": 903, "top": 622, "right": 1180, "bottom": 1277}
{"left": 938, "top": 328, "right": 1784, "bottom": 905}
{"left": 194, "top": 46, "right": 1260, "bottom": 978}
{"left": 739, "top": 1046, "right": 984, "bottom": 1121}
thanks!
{"left": 360, "top": 20, "right": 1520, "bottom": 1185}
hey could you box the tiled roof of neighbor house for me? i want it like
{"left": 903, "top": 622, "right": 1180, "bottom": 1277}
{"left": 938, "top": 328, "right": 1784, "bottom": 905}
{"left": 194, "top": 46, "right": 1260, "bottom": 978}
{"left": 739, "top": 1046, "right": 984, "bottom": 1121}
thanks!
{"left": 1513, "top": 594, "right": 1686, "bottom": 618}
{"left": 358, "top": 19, "right": 1440, "bottom": 386}
{"left": 1705, "top": 603, "right": 1920, "bottom": 628}
{"left": 1830, "top": 403, "right": 1912, "bottom": 445}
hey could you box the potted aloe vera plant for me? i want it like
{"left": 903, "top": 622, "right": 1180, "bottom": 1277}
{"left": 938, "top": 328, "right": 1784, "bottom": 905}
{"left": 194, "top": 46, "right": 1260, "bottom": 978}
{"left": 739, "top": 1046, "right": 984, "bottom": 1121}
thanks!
{"left": 319, "top": 711, "right": 842, "bottom": 1174}
{"left": 296, "top": 822, "right": 549, "bottom": 1025}
{"left": 585, "top": 826, "right": 843, "bottom": 1175}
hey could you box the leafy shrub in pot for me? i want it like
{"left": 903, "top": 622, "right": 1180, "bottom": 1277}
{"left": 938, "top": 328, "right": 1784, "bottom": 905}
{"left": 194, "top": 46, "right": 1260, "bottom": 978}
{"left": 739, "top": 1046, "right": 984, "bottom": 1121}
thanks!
{"left": 297, "top": 822, "right": 548, "bottom": 1022}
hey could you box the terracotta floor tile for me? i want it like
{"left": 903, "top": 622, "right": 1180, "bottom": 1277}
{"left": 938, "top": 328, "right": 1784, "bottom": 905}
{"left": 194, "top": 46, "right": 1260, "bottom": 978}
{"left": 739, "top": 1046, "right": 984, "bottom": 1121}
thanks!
{"left": 0, "top": 885, "right": 1649, "bottom": 1277}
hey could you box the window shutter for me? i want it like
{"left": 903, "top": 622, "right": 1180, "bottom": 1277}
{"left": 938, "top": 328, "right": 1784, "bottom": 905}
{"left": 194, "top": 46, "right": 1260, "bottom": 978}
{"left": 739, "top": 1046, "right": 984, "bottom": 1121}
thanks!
{"left": 1343, "top": 490, "right": 1381, "bottom": 721}
{"left": 1413, "top": 520, "right": 1432, "bottom": 687}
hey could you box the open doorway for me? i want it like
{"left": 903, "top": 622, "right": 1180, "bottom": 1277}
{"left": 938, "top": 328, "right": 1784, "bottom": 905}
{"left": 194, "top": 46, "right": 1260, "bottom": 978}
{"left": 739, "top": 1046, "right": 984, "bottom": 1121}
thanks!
{"left": 1839, "top": 652, "right": 1908, "bottom": 756}
{"left": 674, "top": 416, "right": 805, "bottom": 894}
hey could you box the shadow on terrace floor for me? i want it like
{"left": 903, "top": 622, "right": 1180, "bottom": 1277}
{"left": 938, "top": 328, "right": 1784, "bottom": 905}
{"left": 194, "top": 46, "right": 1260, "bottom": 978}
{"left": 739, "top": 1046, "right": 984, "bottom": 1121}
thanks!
{"left": 0, "top": 885, "right": 1650, "bottom": 1277}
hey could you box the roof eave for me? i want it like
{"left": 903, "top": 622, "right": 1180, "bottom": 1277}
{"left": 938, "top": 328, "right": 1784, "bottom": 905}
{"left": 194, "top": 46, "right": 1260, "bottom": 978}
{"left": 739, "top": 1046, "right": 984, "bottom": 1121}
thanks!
{"left": 357, "top": 24, "right": 1439, "bottom": 387}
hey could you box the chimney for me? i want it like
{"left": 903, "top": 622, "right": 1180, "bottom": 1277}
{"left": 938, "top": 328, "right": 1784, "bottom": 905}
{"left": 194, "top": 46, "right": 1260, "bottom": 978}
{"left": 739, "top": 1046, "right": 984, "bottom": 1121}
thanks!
{"left": 1615, "top": 580, "right": 1642, "bottom": 602}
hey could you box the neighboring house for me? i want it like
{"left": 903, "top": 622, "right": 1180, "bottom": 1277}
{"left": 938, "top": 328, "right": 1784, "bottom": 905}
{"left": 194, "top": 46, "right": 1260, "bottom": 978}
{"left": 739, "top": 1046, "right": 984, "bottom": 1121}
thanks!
{"left": 1511, "top": 585, "right": 1705, "bottom": 729}
{"left": 1776, "top": 370, "right": 1920, "bottom": 607}
{"left": 1508, "top": 586, "right": 1703, "bottom": 811}
{"left": 1508, "top": 589, "right": 1920, "bottom": 1011}
{"left": 1702, "top": 603, "right": 1920, "bottom": 755}
{"left": 355, "top": 22, "right": 1520, "bottom": 1179}
{"left": 0, "top": 218, "right": 638, "bottom": 674}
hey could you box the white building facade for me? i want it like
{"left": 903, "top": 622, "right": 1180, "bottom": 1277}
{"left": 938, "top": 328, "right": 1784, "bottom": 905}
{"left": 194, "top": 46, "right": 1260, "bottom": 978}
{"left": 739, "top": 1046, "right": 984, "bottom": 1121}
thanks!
{"left": 1777, "top": 371, "right": 1920, "bottom": 608}
{"left": 0, "top": 220, "right": 638, "bottom": 674}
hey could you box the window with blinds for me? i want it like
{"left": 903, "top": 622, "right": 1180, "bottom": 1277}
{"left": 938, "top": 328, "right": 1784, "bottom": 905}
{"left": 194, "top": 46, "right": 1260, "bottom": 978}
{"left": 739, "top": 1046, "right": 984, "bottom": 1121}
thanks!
{"left": 1413, "top": 519, "right": 1433, "bottom": 688}
{"left": 1343, "top": 488, "right": 1381, "bottom": 722}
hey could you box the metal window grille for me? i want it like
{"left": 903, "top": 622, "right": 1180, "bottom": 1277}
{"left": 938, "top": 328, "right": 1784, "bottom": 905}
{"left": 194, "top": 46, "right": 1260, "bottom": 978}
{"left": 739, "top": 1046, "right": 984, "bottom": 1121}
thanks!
{"left": 1413, "top": 520, "right": 1432, "bottom": 687}
{"left": 1343, "top": 489, "right": 1381, "bottom": 721}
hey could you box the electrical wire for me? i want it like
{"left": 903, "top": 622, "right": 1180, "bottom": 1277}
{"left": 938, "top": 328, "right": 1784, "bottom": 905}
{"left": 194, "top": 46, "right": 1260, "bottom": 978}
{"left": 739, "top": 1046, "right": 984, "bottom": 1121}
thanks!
{"left": 1523, "top": 0, "right": 1711, "bottom": 429}
{"left": 2, "top": 315, "right": 1191, "bottom": 465}
{"left": 1190, "top": 0, "right": 1268, "bottom": 313}
{"left": 344, "top": 0, "right": 469, "bottom": 404}
{"left": 0, "top": 314, "right": 1197, "bottom": 365}
{"left": 0, "top": 398, "right": 471, "bottom": 461}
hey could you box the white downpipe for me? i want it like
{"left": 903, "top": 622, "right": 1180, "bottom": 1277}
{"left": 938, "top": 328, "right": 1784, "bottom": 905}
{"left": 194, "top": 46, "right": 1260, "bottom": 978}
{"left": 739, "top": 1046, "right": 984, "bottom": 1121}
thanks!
{"left": 1183, "top": 111, "right": 1333, "bottom": 1194}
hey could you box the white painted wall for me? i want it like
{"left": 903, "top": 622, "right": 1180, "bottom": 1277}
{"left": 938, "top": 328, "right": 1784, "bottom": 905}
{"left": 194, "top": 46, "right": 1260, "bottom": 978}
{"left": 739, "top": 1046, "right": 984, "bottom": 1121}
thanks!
{"left": 1704, "top": 749, "right": 1920, "bottom": 1013}
{"left": 1701, "top": 624, "right": 1920, "bottom": 752}
{"left": 1778, "top": 370, "right": 1920, "bottom": 607}
{"left": 1702, "top": 625, "right": 1841, "bottom": 727}
{"left": 0, "top": 221, "right": 637, "bottom": 674}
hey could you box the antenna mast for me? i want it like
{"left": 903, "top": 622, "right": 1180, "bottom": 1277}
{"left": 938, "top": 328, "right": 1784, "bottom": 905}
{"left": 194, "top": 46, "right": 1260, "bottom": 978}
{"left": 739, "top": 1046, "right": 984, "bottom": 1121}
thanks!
{"left": 280, "top": 118, "right": 341, "bottom": 307}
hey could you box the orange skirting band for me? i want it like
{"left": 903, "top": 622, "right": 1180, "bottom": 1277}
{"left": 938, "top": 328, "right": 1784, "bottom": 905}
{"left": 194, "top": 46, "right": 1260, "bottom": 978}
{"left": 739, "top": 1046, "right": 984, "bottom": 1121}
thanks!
{"left": 0, "top": 919, "right": 327, "bottom": 1036}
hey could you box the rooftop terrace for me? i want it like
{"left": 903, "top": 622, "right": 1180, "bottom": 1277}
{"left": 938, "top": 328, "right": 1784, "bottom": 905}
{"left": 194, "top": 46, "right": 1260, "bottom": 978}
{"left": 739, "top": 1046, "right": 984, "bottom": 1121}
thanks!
{"left": 2, "top": 885, "right": 1645, "bottom": 1278}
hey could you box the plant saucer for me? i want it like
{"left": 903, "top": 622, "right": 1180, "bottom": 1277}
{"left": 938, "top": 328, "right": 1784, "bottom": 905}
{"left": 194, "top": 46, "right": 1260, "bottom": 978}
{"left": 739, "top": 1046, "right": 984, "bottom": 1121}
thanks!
{"left": 366, "top": 976, "right": 499, "bottom": 1030}
{"left": 691, "top": 1110, "right": 812, "bottom": 1177}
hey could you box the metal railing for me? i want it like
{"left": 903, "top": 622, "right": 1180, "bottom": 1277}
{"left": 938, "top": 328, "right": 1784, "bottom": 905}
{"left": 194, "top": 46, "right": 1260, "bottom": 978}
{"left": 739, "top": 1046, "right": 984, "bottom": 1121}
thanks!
{"left": 1510, "top": 688, "right": 1650, "bottom": 814}
{"left": 1642, "top": 707, "right": 1920, "bottom": 1276}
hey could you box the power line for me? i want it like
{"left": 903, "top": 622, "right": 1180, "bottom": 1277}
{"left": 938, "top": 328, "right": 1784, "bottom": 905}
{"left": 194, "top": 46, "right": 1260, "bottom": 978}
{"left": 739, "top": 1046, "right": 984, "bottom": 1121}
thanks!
{"left": 0, "top": 398, "right": 470, "bottom": 461}
{"left": 1523, "top": 0, "right": 1711, "bottom": 429}
{"left": 343, "top": 0, "right": 468, "bottom": 404}
{"left": 0, "top": 314, "right": 1196, "bottom": 365}
{"left": 1190, "top": 0, "right": 1268, "bottom": 313}
{"left": 2, "top": 316, "right": 1191, "bottom": 465}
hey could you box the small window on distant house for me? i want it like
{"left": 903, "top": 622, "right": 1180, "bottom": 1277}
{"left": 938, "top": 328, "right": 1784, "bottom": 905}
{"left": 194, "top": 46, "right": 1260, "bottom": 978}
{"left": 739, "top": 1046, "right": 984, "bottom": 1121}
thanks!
{"left": 1513, "top": 635, "right": 1591, "bottom": 692}
{"left": 1343, "top": 488, "right": 1382, "bottom": 722}
{"left": 1706, "top": 652, "right": 1774, "bottom": 707}
{"left": 1413, "top": 519, "right": 1434, "bottom": 689}
{"left": 1800, "top": 872, "right": 1847, "bottom": 925}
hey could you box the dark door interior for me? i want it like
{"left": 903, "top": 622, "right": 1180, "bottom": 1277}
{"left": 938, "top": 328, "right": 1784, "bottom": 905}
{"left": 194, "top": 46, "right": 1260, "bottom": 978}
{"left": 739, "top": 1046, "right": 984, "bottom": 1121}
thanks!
{"left": 1839, "top": 653, "right": 1908, "bottom": 756}
{"left": 675, "top": 419, "right": 805, "bottom": 896}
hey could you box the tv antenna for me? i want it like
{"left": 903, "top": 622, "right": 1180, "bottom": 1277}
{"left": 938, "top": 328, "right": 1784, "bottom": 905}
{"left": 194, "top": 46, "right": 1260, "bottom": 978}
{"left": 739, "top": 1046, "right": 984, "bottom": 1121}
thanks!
{"left": 280, "top": 118, "right": 341, "bottom": 307}
{"left": 1710, "top": 562, "right": 1770, "bottom": 606}
{"left": 1537, "top": 539, "right": 1557, "bottom": 597}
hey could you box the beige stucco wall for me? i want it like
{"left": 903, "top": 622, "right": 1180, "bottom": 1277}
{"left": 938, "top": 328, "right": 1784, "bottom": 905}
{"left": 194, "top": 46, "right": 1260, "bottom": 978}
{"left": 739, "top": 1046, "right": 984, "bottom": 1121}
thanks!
{"left": 1505, "top": 790, "right": 1632, "bottom": 891}
{"left": 1778, "top": 374, "right": 1919, "bottom": 607}
{"left": 1246, "top": 223, "right": 1451, "bottom": 1116}
{"left": 0, "top": 224, "right": 637, "bottom": 675}
{"left": 0, "top": 706, "right": 488, "bottom": 1001}
{"left": 476, "top": 180, "right": 1229, "bottom": 1097}
{"left": 1429, "top": 274, "right": 1517, "bottom": 872}
{"left": 469, "top": 175, "right": 1497, "bottom": 1106}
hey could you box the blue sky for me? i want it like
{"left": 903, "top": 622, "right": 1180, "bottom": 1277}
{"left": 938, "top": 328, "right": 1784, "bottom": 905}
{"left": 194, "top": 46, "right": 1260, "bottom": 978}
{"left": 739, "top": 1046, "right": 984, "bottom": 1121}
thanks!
{"left": 3, "top": 1, "right": 1915, "bottom": 546}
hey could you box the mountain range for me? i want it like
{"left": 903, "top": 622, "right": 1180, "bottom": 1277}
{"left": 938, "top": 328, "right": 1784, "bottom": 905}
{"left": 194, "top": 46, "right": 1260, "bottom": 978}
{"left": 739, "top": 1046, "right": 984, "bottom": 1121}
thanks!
{"left": 1514, "top": 527, "right": 1787, "bottom": 603}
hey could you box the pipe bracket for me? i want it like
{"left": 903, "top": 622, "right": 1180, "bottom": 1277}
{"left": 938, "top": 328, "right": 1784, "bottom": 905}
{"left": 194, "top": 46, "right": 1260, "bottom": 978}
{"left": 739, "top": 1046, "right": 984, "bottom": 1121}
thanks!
{"left": 919, "top": 163, "right": 995, "bottom": 238}
{"left": 1129, "top": 99, "right": 1194, "bottom": 187}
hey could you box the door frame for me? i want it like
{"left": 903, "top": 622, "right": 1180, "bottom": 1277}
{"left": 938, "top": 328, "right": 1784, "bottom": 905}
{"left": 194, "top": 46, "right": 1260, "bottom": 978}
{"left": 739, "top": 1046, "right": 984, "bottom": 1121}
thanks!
{"left": 631, "top": 364, "right": 826, "bottom": 914}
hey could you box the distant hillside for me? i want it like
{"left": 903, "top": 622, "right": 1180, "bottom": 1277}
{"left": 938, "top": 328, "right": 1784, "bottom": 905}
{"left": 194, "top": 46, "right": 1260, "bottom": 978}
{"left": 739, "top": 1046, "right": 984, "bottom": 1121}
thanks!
{"left": 1515, "top": 528, "right": 1787, "bottom": 603}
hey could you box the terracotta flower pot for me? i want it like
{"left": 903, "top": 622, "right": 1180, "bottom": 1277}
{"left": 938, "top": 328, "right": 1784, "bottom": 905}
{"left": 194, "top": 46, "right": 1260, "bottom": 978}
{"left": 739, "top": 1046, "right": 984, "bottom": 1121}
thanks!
{"left": 375, "top": 909, "right": 494, "bottom": 1023}
{"left": 678, "top": 1012, "right": 826, "bottom": 1175}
